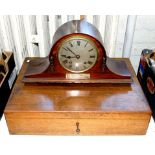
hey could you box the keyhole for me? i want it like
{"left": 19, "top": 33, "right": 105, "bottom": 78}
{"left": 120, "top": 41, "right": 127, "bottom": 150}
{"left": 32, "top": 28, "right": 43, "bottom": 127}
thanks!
{"left": 76, "top": 122, "right": 80, "bottom": 134}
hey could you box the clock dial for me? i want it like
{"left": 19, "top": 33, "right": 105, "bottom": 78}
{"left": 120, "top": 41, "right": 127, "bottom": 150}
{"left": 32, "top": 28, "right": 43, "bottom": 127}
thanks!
{"left": 58, "top": 36, "right": 98, "bottom": 72}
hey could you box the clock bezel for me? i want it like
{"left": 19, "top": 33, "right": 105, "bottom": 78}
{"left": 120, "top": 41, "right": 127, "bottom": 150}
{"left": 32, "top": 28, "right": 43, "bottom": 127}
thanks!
{"left": 51, "top": 33, "right": 107, "bottom": 74}
{"left": 57, "top": 35, "right": 99, "bottom": 73}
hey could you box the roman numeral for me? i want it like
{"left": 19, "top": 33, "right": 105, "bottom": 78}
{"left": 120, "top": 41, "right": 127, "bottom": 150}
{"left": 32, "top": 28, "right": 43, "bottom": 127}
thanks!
{"left": 61, "top": 55, "right": 66, "bottom": 58}
{"left": 63, "top": 60, "right": 68, "bottom": 64}
{"left": 90, "top": 55, "right": 95, "bottom": 58}
{"left": 83, "top": 65, "right": 87, "bottom": 69}
{"left": 89, "top": 48, "right": 93, "bottom": 52}
{"left": 84, "top": 42, "right": 88, "bottom": 47}
{"left": 88, "top": 61, "right": 93, "bottom": 65}
{"left": 77, "top": 41, "right": 80, "bottom": 46}
{"left": 75, "top": 66, "right": 79, "bottom": 70}
{"left": 69, "top": 42, "right": 73, "bottom": 47}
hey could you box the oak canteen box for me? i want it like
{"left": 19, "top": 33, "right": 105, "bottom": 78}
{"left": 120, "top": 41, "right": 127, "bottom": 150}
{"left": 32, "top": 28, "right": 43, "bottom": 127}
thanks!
{"left": 4, "top": 58, "right": 151, "bottom": 135}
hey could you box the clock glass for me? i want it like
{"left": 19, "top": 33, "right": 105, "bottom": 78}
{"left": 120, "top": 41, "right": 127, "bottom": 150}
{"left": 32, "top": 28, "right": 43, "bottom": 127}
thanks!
{"left": 58, "top": 36, "right": 98, "bottom": 73}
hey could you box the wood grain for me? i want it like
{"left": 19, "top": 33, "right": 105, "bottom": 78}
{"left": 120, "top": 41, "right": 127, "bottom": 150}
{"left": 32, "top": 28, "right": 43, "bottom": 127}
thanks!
{"left": 4, "top": 58, "right": 151, "bottom": 135}
{"left": 6, "top": 116, "right": 150, "bottom": 135}
{"left": 23, "top": 33, "right": 131, "bottom": 83}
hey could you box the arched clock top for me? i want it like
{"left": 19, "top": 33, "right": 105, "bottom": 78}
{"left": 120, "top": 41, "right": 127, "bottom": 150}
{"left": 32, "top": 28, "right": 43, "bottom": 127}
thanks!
{"left": 51, "top": 20, "right": 103, "bottom": 46}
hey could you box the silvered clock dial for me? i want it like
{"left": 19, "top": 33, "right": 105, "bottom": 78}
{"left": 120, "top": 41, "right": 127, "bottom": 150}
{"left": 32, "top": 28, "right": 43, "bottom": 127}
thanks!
{"left": 58, "top": 36, "right": 98, "bottom": 73}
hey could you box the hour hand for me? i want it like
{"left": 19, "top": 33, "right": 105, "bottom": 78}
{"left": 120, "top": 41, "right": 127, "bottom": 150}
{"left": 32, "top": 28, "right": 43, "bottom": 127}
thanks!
{"left": 61, "top": 55, "right": 77, "bottom": 59}
{"left": 66, "top": 56, "right": 76, "bottom": 59}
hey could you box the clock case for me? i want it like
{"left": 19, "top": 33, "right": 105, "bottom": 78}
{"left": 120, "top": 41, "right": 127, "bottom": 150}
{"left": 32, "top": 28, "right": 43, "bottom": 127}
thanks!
{"left": 23, "top": 20, "right": 132, "bottom": 83}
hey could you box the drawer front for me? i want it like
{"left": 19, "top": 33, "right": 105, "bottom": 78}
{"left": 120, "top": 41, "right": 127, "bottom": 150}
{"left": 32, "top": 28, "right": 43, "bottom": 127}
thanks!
{"left": 6, "top": 118, "right": 149, "bottom": 135}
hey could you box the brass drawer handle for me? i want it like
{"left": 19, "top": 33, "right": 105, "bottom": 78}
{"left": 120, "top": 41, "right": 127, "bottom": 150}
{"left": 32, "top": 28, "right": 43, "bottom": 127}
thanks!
{"left": 76, "top": 122, "right": 80, "bottom": 134}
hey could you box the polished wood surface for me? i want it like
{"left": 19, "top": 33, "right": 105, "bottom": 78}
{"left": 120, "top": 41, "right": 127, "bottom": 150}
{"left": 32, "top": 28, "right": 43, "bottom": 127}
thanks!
{"left": 23, "top": 57, "right": 132, "bottom": 83}
{"left": 4, "top": 58, "right": 151, "bottom": 135}
{"left": 23, "top": 33, "right": 131, "bottom": 83}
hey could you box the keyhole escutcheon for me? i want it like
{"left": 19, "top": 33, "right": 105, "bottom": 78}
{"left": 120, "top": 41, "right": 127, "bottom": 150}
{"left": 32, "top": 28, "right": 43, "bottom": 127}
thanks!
{"left": 76, "top": 122, "right": 80, "bottom": 134}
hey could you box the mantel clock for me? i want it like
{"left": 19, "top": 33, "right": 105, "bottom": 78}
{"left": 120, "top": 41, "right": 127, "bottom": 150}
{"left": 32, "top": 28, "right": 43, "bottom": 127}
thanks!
{"left": 23, "top": 20, "right": 131, "bottom": 83}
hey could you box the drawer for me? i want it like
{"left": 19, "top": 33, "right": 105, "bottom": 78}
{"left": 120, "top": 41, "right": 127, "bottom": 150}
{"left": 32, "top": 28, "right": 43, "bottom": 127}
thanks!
{"left": 6, "top": 117, "right": 149, "bottom": 135}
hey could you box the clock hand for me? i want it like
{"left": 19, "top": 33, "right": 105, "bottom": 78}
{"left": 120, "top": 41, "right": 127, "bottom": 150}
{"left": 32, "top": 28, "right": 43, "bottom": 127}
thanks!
{"left": 66, "top": 47, "right": 80, "bottom": 59}
{"left": 66, "top": 56, "right": 76, "bottom": 59}
{"left": 66, "top": 47, "right": 76, "bottom": 56}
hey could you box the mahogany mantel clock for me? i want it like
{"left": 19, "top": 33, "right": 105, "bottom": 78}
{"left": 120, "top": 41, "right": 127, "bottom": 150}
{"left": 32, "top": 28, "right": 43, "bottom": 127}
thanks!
{"left": 23, "top": 20, "right": 132, "bottom": 83}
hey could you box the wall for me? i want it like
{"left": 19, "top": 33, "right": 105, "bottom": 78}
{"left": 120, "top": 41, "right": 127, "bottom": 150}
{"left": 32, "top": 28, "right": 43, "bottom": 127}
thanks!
{"left": 130, "top": 15, "right": 155, "bottom": 72}
{"left": 0, "top": 15, "right": 155, "bottom": 74}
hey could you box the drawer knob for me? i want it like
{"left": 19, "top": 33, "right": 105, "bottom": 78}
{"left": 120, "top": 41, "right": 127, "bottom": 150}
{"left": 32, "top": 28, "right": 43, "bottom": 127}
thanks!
{"left": 76, "top": 122, "right": 80, "bottom": 134}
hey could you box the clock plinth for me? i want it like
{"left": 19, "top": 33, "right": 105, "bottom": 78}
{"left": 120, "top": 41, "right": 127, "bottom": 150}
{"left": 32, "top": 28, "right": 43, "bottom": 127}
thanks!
{"left": 23, "top": 57, "right": 131, "bottom": 83}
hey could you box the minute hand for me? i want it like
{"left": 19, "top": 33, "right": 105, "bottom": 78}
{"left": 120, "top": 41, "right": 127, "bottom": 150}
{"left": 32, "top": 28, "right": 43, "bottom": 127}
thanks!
{"left": 66, "top": 47, "right": 80, "bottom": 59}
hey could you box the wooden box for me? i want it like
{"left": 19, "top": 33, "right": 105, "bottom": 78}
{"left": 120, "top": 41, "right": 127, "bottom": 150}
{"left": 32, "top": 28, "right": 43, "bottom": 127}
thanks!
{"left": 0, "top": 52, "right": 16, "bottom": 119}
{"left": 4, "top": 58, "right": 151, "bottom": 135}
{"left": 137, "top": 49, "right": 155, "bottom": 120}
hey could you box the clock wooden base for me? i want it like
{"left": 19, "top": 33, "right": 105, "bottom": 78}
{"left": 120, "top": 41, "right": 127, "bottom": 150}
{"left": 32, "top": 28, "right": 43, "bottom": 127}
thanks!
{"left": 23, "top": 57, "right": 132, "bottom": 83}
{"left": 4, "top": 58, "right": 151, "bottom": 135}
